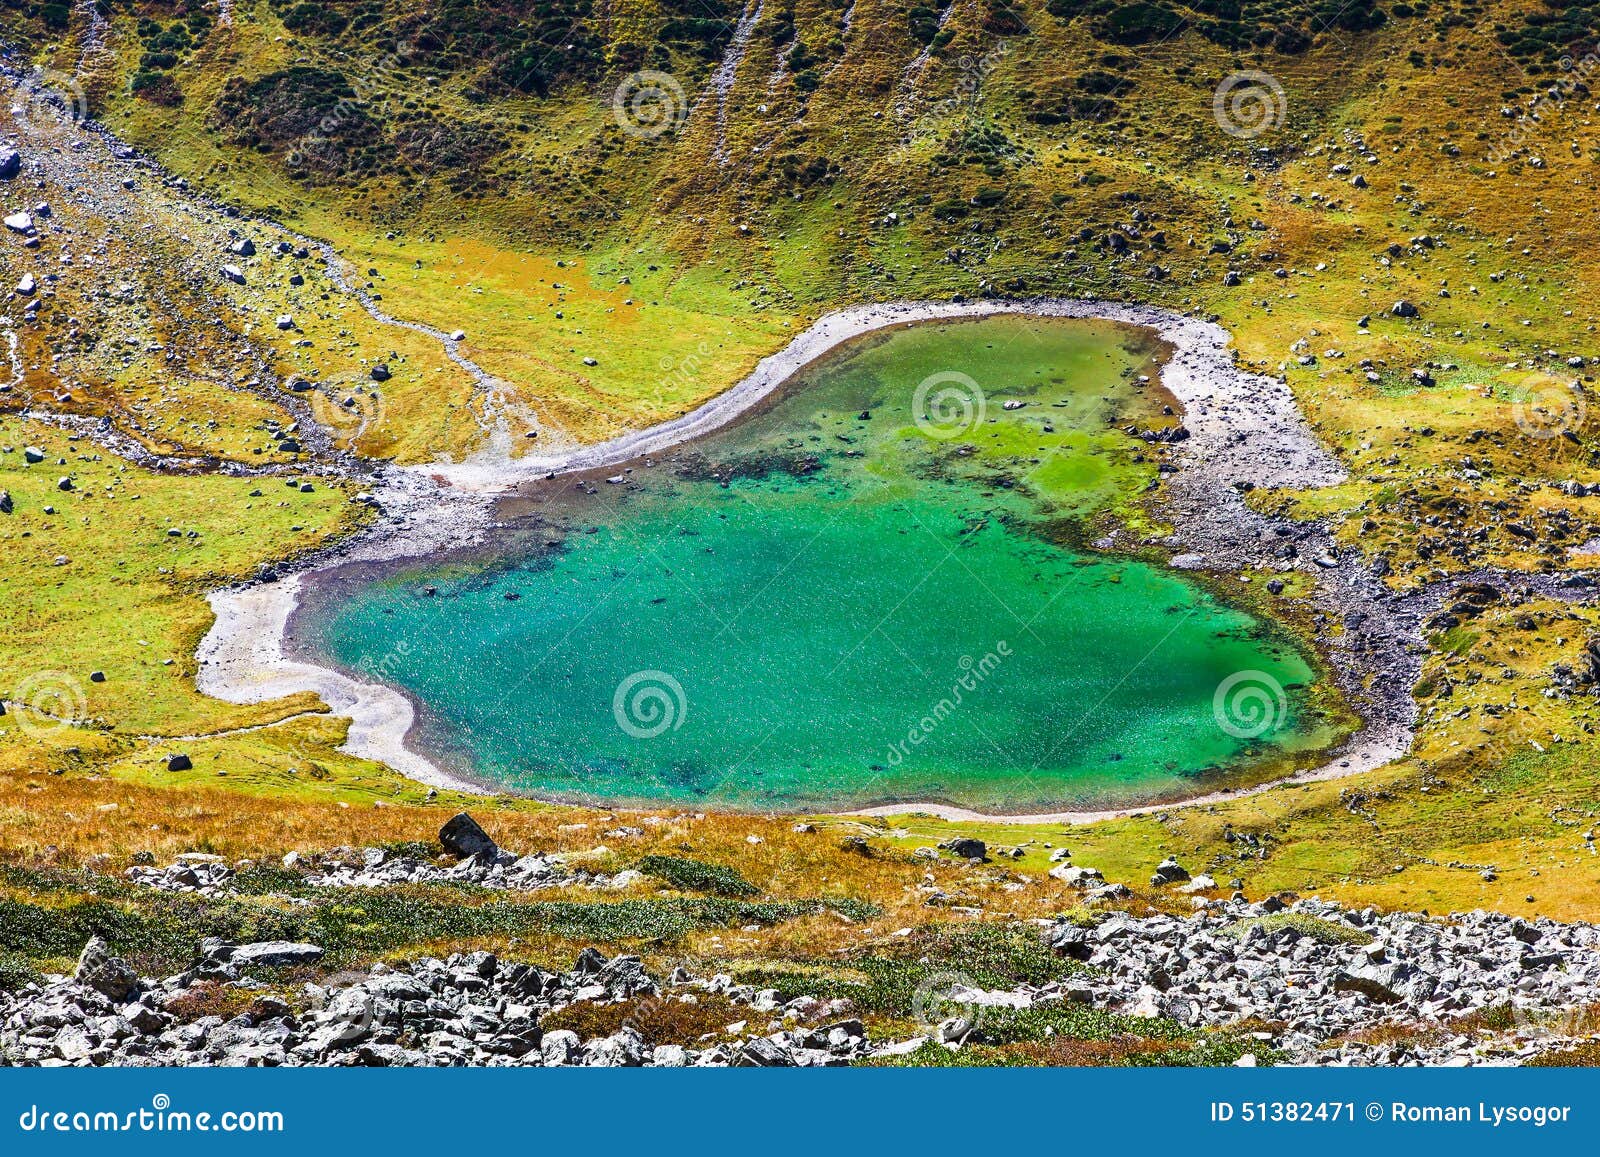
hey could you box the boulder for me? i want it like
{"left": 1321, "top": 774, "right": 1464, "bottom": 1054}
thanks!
{"left": 1150, "top": 856, "right": 1192, "bottom": 886}
{"left": 734, "top": 1037, "right": 797, "bottom": 1067}
{"left": 1390, "top": 299, "right": 1420, "bottom": 318}
{"left": 225, "top": 941, "right": 325, "bottom": 968}
{"left": 0, "top": 146, "right": 20, "bottom": 180}
{"left": 1334, "top": 965, "right": 1407, "bottom": 1004}
{"left": 540, "top": 1029, "right": 581, "bottom": 1066}
{"left": 1050, "top": 864, "right": 1104, "bottom": 888}
{"left": 439, "top": 812, "right": 498, "bottom": 860}
{"left": 165, "top": 753, "right": 192, "bottom": 772}
{"left": 75, "top": 936, "right": 138, "bottom": 1001}
{"left": 941, "top": 837, "right": 987, "bottom": 861}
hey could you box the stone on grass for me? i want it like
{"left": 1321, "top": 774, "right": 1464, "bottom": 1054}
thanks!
{"left": 439, "top": 811, "right": 498, "bottom": 860}
{"left": 1150, "top": 857, "right": 1191, "bottom": 886}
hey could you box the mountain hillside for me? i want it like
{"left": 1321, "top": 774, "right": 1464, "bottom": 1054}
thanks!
{"left": 4, "top": 2, "right": 1600, "bottom": 1071}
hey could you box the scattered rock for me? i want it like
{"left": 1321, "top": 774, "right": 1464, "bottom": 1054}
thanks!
{"left": 439, "top": 812, "right": 499, "bottom": 860}
{"left": 1150, "top": 857, "right": 1192, "bottom": 886}
{"left": 75, "top": 936, "right": 137, "bottom": 1002}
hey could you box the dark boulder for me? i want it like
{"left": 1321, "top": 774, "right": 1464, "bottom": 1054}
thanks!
{"left": 439, "top": 812, "right": 498, "bottom": 860}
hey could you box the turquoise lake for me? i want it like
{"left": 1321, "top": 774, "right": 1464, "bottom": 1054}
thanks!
{"left": 295, "top": 316, "right": 1339, "bottom": 812}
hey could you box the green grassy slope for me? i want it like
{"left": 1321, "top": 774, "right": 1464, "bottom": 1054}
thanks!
{"left": 0, "top": 0, "right": 1598, "bottom": 933}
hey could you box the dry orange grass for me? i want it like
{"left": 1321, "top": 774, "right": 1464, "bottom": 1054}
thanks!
{"left": 0, "top": 763, "right": 1089, "bottom": 960}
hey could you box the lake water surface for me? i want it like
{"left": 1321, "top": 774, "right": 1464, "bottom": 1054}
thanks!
{"left": 296, "top": 316, "right": 1340, "bottom": 812}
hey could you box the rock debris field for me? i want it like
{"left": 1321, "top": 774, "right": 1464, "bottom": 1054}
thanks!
{"left": 6, "top": 816, "right": 1600, "bottom": 1067}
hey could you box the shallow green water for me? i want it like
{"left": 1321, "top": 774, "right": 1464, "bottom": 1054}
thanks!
{"left": 299, "top": 317, "right": 1338, "bottom": 812}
